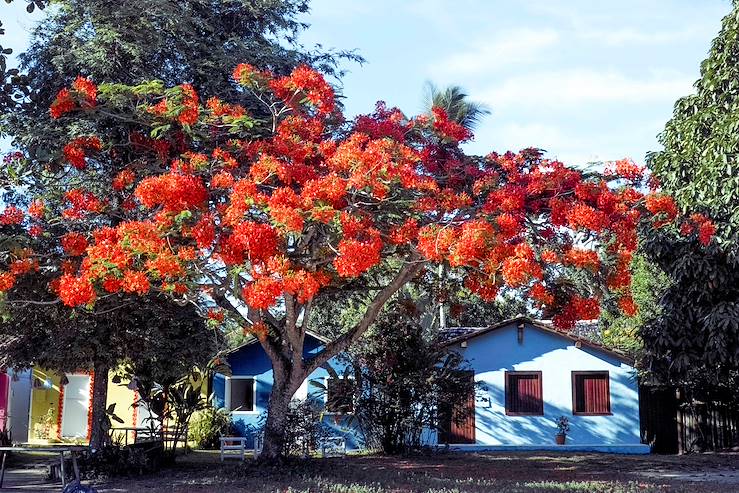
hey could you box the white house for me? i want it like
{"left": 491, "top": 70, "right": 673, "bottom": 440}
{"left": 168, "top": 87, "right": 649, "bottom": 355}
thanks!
{"left": 433, "top": 317, "right": 649, "bottom": 454}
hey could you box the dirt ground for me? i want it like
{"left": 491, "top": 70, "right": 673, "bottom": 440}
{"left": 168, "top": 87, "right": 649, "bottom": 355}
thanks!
{"left": 92, "top": 451, "right": 739, "bottom": 493}
{"left": 4, "top": 451, "right": 739, "bottom": 492}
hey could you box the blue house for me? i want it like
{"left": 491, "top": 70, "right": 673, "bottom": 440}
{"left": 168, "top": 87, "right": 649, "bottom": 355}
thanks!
{"left": 433, "top": 317, "right": 648, "bottom": 454}
{"left": 214, "top": 318, "right": 648, "bottom": 454}
{"left": 212, "top": 331, "right": 361, "bottom": 449}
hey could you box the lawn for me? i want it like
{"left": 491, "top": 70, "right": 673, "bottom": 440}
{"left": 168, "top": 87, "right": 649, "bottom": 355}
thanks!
{"left": 86, "top": 451, "right": 739, "bottom": 493}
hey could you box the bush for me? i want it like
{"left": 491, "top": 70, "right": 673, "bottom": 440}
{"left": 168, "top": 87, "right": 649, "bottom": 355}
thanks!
{"left": 189, "top": 406, "right": 233, "bottom": 449}
{"left": 77, "top": 443, "right": 163, "bottom": 479}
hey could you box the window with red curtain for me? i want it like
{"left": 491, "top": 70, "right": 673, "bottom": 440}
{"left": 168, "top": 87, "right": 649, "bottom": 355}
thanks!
{"left": 505, "top": 371, "right": 543, "bottom": 415}
{"left": 572, "top": 371, "right": 611, "bottom": 415}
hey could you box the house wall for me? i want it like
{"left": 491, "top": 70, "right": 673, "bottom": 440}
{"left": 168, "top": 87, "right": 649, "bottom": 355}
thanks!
{"left": 214, "top": 336, "right": 363, "bottom": 449}
{"left": 445, "top": 322, "right": 642, "bottom": 446}
{"left": 7, "top": 369, "right": 31, "bottom": 442}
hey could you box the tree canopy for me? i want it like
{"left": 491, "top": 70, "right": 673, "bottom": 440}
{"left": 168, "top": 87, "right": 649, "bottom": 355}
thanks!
{"left": 640, "top": 4, "right": 739, "bottom": 391}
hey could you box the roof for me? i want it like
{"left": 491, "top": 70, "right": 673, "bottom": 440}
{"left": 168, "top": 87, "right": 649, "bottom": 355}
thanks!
{"left": 439, "top": 316, "right": 633, "bottom": 364}
{"left": 224, "top": 329, "right": 330, "bottom": 355}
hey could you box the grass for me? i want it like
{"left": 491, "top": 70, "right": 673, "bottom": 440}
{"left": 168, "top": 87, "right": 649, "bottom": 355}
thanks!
{"left": 63, "top": 451, "right": 739, "bottom": 492}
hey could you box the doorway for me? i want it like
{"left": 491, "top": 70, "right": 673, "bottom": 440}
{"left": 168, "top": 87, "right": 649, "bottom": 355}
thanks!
{"left": 60, "top": 375, "right": 91, "bottom": 439}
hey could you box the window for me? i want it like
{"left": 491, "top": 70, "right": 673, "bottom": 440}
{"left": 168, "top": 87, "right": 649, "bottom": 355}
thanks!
{"left": 325, "top": 378, "right": 353, "bottom": 414}
{"left": 228, "top": 378, "right": 255, "bottom": 412}
{"left": 572, "top": 371, "right": 611, "bottom": 415}
{"left": 505, "top": 371, "right": 543, "bottom": 415}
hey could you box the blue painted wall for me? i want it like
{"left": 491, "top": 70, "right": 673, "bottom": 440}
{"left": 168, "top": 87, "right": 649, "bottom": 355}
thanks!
{"left": 214, "top": 334, "right": 363, "bottom": 449}
{"left": 439, "top": 321, "right": 642, "bottom": 446}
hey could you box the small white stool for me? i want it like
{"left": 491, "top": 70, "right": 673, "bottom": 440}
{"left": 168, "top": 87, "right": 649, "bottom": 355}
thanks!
{"left": 219, "top": 436, "right": 247, "bottom": 462}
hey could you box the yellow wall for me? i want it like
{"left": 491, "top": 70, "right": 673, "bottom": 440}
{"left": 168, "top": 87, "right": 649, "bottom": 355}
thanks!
{"left": 27, "top": 369, "right": 139, "bottom": 444}
{"left": 26, "top": 369, "right": 206, "bottom": 445}
{"left": 28, "top": 369, "right": 62, "bottom": 443}
{"left": 106, "top": 379, "right": 137, "bottom": 427}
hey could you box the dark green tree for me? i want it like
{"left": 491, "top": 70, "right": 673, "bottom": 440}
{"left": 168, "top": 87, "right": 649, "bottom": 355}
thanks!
{"left": 336, "top": 300, "right": 476, "bottom": 454}
{"left": 2, "top": 0, "right": 361, "bottom": 159}
{"left": 640, "top": 3, "right": 739, "bottom": 395}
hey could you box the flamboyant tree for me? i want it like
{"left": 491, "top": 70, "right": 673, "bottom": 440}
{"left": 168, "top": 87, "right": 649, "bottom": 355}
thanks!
{"left": 0, "top": 65, "right": 714, "bottom": 458}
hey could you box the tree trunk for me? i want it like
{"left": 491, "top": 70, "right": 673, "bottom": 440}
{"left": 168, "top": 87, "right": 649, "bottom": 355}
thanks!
{"left": 88, "top": 362, "right": 110, "bottom": 452}
{"left": 260, "top": 368, "right": 303, "bottom": 460}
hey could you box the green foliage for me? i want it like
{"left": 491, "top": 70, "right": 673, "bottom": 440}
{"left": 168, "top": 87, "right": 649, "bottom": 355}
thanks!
{"left": 189, "top": 406, "right": 233, "bottom": 450}
{"left": 341, "top": 300, "right": 477, "bottom": 454}
{"left": 1, "top": 0, "right": 361, "bottom": 156}
{"left": 647, "top": 7, "right": 739, "bottom": 245}
{"left": 601, "top": 255, "right": 667, "bottom": 353}
{"left": 639, "top": 5, "right": 739, "bottom": 393}
{"left": 640, "top": 231, "right": 739, "bottom": 389}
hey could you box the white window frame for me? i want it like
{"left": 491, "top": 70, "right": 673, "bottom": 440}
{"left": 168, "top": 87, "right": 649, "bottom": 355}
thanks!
{"left": 323, "top": 376, "right": 355, "bottom": 415}
{"left": 224, "top": 376, "right": 258, "bottom": 415}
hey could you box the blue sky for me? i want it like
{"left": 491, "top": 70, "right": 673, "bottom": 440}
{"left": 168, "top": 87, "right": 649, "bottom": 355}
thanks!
{"left": 297, "top": 0, "right": 732, "bottom": 166}
{"left": 2, "top": 0, "right": 733, "bottom": 166}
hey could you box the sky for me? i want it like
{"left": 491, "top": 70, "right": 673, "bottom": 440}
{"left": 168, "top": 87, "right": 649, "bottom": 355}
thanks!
{"left": 1, "top": 0, "right": 734, "bottom": 167}
{"left": 296, "top": 0, "right": 733, "bottom": 166}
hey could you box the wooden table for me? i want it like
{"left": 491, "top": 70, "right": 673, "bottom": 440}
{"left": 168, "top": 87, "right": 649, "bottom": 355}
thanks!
{"left": 0, "top": 446, "right": 87, "bottom": 489}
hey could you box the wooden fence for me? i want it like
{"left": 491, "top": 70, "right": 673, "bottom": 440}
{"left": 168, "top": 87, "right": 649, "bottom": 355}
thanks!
{"left": 639, "top": 385, "right": 739, "bottom": 454}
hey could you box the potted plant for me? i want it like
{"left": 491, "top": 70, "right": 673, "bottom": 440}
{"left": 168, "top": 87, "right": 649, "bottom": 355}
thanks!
{"left": 554, "top": 416, "right": 570, "bottom": 445}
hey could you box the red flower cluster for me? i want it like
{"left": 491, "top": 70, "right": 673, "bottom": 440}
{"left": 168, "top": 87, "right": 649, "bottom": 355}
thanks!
{"left": 606, "top": 158, "right": 644, "bottom": 181}
{"left": 63, "top": 189, "right": 103, "bottom": 219}
{"left": 177, "top": 84, "right": 199, "bottom": 125}
{"left": 50, "top": 76, "right": 97, "bottom": 119}
{"left": 645, "top": 194, "right": 678, "bottom": 227}
{"left": 112, "top": 169, "right": 136, "bottom": 191}
{"left": 61, "top": 232, "right": 88, "bottom": 256}
{"left": 564, "top": 248, "right": 600, "bottom": 272}
{"left": 681, "top": 213, "right": 716, "bottom": 246}
{"left": 431, "top": 107, "right": 472, "bottom": 143}
{"left": 122, "top": 270, "right": 151, "bottom": 295}
{"left": 0, "top": 272, "right": 15, "bottom": 292}
{"left": 62, "top": 136, "right": 102, "bottom": 170}
{"left": 334, "top": 230, "right": 383, "bottom": 277}
{"left": 242, "top": 276, "right": 282, "bottom": 309}
{"left": 0, "top": 206, "right": 24, "bottom": 226}
{"left": 58, "top": 274, "right": 96, "bottom": 307}
{"left": 28, "top": 199, "right": 45, "bottom": 219}
{"left": 269, "top": 65, "right": 335, "bottom": 116}
{"left": 135, "top": 172, "right": 208, "bottom": 212}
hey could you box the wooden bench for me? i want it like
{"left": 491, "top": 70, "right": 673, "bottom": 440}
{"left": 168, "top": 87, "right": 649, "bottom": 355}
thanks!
{"left": 219, "top": 436, "right": 247, "bottom": 462}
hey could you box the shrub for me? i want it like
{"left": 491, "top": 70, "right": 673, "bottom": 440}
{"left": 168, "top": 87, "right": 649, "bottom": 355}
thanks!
{"left": 189, "top": 406, "right": 233, "bottom": 449}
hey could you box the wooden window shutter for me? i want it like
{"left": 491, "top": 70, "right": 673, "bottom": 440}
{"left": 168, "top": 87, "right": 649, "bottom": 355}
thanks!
{"left": 505, "top": 371, "right": 543, "bottom": 415}
{"left": 572, "top": 371, "right": 611, "bottom": 415}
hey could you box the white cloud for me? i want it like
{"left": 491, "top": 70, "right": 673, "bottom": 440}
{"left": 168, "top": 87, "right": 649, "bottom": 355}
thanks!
{"left": 577, "top": 26, "right": 704, "bottom": 46}
{"left": 479, "top": 69, "right": 695, "bottom": 109}
{"left": 429, "top": 28, "right": 560, "bottom": 78}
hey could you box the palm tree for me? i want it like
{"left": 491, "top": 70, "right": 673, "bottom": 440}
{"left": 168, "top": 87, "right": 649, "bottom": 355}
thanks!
{"left": 422, "top": 82, "right": 491, "bottom": 131}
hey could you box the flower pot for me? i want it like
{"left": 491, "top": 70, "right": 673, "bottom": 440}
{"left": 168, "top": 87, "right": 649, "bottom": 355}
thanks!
{"left": 555, "top": 433, "right": 566, "bottom": 445}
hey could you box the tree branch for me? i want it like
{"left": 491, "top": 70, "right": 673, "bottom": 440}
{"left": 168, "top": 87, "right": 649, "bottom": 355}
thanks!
{"left": 305, "top": 255, "right": 424, "bottom": 374}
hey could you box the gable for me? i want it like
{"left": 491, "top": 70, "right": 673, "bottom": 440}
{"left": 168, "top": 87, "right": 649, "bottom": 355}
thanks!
{"left": 225, "top": 332, "right": 327, "bottom": 376}
{"left": 444, "top": 318, "right": 633, "bottom": 368}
